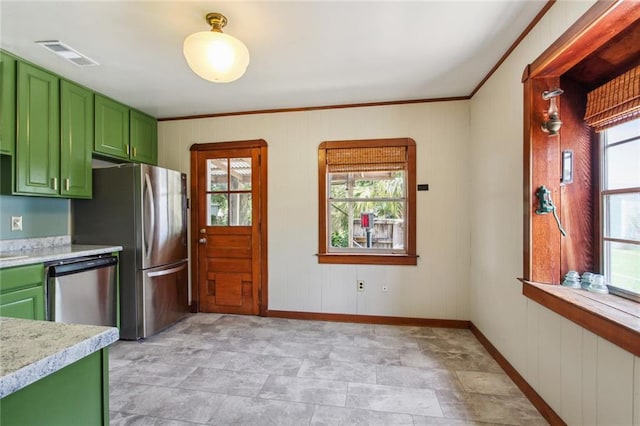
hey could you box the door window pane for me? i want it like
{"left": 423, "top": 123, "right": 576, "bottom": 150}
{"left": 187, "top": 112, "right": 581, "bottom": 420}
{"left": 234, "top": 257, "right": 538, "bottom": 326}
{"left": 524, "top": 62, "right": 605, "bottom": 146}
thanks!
{"left": 208, "top": 159, "right": 228, "bottom": 191}
{"left": 229, "top": 193, "right": 252, "bottom": 226}
{"left": 207, "top": 193, "right": 228, "bottom": 226}
{"left": 230, "top": 158, "right": 252, "bottom": 190}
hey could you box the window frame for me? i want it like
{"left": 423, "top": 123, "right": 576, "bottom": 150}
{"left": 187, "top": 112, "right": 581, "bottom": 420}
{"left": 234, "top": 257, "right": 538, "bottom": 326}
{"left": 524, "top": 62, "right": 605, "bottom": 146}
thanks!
{"left": 600, "top": 124, "right": 640, "bottom": 302}
{"left": 521, "top": 1, "right": 640, "bottom": 357}
{"left": 317, "top": 138, "right": 417, "bottom": 265}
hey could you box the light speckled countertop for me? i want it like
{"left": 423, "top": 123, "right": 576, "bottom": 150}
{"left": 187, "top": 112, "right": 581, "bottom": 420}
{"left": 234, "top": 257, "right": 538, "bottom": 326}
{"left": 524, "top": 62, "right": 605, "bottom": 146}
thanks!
{"left": 0, "top": 317, "right": 119, "bottom": 398}
{"left": 0, "top": 244, "right": 122, "bottom": 268}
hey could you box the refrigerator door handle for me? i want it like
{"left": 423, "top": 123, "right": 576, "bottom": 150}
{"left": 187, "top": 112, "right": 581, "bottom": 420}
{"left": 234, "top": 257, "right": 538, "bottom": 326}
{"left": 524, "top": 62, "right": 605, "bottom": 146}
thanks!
{"left": 146, "top": 262, "right": 187, "bottom": 277}
{"left": 144, "top": 173, "right": 155, "bottom": 259}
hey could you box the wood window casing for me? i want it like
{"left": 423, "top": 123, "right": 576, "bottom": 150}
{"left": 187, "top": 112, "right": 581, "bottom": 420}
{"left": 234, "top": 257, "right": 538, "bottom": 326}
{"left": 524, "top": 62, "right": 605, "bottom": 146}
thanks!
{"left": 522, "top": 1, "right": 640, "bottom": 355}
{"left": 318, "top": 138, "right": 417, "bottom": 266}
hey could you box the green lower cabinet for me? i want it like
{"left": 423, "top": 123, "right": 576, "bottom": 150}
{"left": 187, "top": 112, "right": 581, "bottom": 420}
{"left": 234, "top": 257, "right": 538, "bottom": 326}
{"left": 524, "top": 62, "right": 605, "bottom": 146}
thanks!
{"left": 0, "top": 285, "right": 44, "bottom": 320}
{"left": 0, "top": 263, "right": 45, "bottom": 320}
{"left": 0, "top": 349, "right": 110, "bottom": 426}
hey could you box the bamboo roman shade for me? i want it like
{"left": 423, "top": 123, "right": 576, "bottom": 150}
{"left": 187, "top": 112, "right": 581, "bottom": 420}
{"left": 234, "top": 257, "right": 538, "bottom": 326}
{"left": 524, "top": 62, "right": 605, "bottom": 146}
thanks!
{"left": 584, "top": 64, "right": 640, "bottom": 131}
{"left": 326, "top": 146, "right": 406, "bottom": 173}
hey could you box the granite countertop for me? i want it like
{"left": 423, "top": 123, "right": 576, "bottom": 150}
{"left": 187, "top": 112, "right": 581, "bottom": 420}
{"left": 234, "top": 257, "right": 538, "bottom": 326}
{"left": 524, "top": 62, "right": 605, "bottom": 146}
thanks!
{"left": 0, "top": 236, "right": 122, "bottom": 268}
{"left": 0, "top": 317, "right": 119, "bottom": 398}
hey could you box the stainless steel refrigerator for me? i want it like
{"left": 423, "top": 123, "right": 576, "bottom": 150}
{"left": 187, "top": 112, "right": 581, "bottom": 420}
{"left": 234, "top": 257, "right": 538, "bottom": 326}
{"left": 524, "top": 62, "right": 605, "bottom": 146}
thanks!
{"left": 72, "top": 163, "right": 189, "bottom": 340}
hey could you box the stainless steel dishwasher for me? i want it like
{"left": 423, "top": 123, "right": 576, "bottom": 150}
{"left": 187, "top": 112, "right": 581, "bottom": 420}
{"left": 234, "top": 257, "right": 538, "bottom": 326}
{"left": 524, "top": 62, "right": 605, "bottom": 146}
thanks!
{"left": 46, "top": 255, "right": 118, "bottom": 327}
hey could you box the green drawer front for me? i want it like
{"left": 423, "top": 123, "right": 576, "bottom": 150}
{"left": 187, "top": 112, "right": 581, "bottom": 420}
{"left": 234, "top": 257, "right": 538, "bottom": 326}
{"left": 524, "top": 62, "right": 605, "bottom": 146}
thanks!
{"left": 0, "top": 263, "right": 44, "bottom": 292}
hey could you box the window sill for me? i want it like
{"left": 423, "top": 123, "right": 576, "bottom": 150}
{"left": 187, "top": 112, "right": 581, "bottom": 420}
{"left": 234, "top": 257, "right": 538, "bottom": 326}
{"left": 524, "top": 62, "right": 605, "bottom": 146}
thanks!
{"left": 520, "top": 279, "right": 640, "bottom": 356}
{"left": 317, "top": 253, "right": 418, "bottom": 266}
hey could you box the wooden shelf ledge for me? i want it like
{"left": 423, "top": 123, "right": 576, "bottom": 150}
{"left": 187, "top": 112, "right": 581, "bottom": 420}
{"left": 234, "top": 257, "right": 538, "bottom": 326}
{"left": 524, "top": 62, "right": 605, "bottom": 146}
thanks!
{"left": 520, "top": 279, "right": 640, "bottom": 357}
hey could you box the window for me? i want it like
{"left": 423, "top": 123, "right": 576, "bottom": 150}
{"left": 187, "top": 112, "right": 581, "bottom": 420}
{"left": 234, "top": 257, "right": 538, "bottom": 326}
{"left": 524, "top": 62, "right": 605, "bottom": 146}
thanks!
{"left": 601, "top": 118, "right": 640, "bottom": 301}
{"left": 317, "top": 138, "right": 417, "bottom": 265}
{"left": 207, "top": 157, "right": 252, "bottom": 226}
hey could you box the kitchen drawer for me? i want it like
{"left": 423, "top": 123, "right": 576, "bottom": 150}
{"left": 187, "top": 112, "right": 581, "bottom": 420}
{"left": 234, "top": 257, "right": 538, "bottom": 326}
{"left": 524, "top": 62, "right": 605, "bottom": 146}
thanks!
{"left": 0, "top": 263, "right": 44, "bottom": 293}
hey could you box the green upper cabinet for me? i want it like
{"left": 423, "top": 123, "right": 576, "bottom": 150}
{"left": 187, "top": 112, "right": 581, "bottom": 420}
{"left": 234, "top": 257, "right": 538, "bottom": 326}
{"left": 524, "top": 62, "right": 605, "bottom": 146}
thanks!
{"left": 61, "top": 80, "right": 93, "bottom": 198}
{"left": 0, "top": 52, "right": 16, "bottom": 156}
{"left": 94, "top": 94, "right": 129, "bottom": 160}
{"left": 130, "top": 109, "right": 157, "bottom": 165}
{"left": 15, "top": 62, "right": 60, "bottom": 196}
{"left": 95, "top": 95, "right": 157, "bottom": 165}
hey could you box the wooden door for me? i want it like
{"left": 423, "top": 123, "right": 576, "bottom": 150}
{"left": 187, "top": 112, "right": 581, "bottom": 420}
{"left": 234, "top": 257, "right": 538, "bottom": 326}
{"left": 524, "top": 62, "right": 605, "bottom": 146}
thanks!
{"left": 191, "top": 140, "right": 267, "bottom": 315}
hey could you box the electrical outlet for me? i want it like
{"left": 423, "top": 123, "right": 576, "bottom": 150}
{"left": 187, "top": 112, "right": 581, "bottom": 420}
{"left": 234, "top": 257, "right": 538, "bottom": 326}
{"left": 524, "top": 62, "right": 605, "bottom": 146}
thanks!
{"left": 357, "top": 280, "right": 365, "bottom": 292}
{"left": 382, "top": 285, "right": 389, "bottom": 292}
{"left": 11, "top": 216, "right": 22, "bottom": 231}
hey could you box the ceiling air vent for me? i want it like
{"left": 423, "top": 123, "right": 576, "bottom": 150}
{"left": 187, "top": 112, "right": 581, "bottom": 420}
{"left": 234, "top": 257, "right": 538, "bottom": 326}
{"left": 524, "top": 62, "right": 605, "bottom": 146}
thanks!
{"left": 35, "top": 40, "right": 99, "bottom": 67}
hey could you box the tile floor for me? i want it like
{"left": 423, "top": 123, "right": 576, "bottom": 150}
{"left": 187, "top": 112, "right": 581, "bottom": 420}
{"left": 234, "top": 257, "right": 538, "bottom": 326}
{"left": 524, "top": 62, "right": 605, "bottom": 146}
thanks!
{"left": 109, "top": 314, "right": 548, "bottom": 425}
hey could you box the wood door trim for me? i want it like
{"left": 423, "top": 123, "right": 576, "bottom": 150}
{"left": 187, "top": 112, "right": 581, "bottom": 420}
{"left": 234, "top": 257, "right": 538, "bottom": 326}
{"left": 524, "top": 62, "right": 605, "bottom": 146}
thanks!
{"left": 189, "top": 140, "right": 268, "bottom": 315}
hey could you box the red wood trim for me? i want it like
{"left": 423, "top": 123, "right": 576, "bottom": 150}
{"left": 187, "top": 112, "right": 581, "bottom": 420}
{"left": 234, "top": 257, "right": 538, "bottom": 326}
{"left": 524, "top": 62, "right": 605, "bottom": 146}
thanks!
{"left": 267, "top": 310, "right": 470, "bottom": 329}
{"left": 159, "top": 97, "right": 469, "bottom": 122}
{"left": 189, "top": 149, "right": 200, "bottom": 313}
{"left": 317, "top": 253, "right": 419, "bottom": 266}
{"left": 470, "top": 323, "right": 566, "bottom": 426}
{"left": 528, "top": 1, "right": 640, "bottom": 79}
{"left": 190, "top": 139, "right": 267, "bottom": 151}
{"left": 470, "top": 0, "right": 556, "bottom": 97}
{"left": 521, "top": 280, "right": 640, "bottom": 357}
{"left": 522, "top": 77, "right": 533, "bottom": 280}
{"left": 258, "top": 143, "right": 269, "bottom": 316}
{"left": 317, "top": 137, "right": 417, "bottom": 265}
{"left": 319, "top": 138, "right": 416, "bottom": 150}
{"left": 318, "top": 146, "right": 328, "bottom": 256}
{"left": 527, "top": 77, "right": 562, "bottom": 284}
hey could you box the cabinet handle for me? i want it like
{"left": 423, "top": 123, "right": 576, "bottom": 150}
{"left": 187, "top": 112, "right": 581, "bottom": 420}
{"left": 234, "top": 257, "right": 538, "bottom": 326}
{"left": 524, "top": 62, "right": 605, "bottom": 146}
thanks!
{"left": 65, "top": 178, "right": 70, "bottom": 192}
{"left": 132, "top": 146, "right": 137, "bottom": 157}
{"left": 52, "top": 177, "right": 57, "bottom": 191}
{"left": 126, "top": 144, "right": 130, "bottom": 155}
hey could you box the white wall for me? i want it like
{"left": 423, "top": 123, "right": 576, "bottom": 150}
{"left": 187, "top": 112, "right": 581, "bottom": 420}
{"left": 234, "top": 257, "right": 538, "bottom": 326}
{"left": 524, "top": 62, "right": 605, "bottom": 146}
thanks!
{"left": 158, "top": 101, "right": 470, "bottom": 320}
{"left": 469, "top": 0, "right": 639, "bottom": 424}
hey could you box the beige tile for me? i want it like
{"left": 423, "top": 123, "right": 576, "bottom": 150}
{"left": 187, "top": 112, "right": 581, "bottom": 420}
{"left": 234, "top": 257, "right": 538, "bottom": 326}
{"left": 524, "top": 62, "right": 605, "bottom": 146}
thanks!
{"left": 108, "top": 314, "right": 542, "bottom": 426}
{"left": 347, "top": 382, "right": 444, "bottom": 417}
{"left": 455, "top": 371, "right": 521, "bottom": 396}
{"left": 437, "top": 390, "right": 547, "bottom": 425}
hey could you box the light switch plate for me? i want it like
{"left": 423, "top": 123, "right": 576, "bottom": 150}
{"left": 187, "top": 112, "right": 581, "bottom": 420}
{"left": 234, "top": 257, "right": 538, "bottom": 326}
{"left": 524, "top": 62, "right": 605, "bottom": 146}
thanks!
{"left": 11, "top": 216, "right": 22, "bottom": 231}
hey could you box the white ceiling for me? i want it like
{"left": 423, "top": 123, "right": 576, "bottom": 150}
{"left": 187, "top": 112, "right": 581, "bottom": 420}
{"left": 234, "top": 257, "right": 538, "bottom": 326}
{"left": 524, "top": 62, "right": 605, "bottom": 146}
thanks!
{"left": 0, "top": 1, "right": 547, "bottom": 119}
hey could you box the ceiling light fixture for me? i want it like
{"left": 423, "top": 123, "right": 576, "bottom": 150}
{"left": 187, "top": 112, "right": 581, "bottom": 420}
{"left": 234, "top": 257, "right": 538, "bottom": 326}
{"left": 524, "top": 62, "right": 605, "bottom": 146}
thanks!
{"left": 183, "top": 12, "right": 250, "bottom": 83}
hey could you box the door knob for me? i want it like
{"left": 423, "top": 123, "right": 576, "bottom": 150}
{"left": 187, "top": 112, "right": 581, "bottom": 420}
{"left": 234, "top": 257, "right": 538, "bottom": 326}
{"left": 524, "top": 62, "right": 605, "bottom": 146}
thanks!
{"left": 199, "top": 238, "right": 207, "bottom": 244}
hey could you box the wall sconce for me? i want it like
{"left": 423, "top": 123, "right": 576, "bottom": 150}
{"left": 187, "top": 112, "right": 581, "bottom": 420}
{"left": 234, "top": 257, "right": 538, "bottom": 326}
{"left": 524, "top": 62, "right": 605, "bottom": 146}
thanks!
{"left": 541, "top": 88, "right": 564, "bottom": 135}
{"left": 183, "top": 12, "right": 250, "bottom": 83}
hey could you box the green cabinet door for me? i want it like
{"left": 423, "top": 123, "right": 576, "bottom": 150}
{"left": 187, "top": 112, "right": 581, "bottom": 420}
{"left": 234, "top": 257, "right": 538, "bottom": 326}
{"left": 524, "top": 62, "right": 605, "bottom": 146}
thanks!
{"left": 0, "top": 286, "right": 45, "bottom": 320}
{"left": 0, "top": 51, "right": 16, "bottom": 156}
{"left": 130, "top": 109, "right": 157, "bottom": 165}
{"left": 16, "top": 62, "right": 60, "bottom": 195}
{"left": 0, "top": 263, "right": 45, "bottom": 320}
{"left": 95, "top": 94, "right": 129, "bottom": 160}
{"left": 61, "top": 80, "right": 93, "bottom": 198}
{"left": 1, "top": 349, "right": 110, "bottom": 426}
